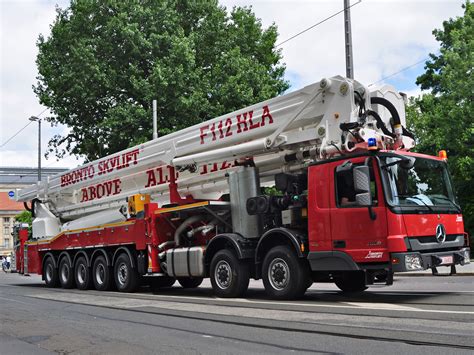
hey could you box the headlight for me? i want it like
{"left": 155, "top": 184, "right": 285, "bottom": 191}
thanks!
{"left": 405, "top": 254, "right": 423, "bottom": 270}
{"left": 464, "top": 249, "right": 471, "bottom": 264}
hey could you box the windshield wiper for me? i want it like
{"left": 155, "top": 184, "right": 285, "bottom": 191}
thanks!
{"left": 396, "top": 194, "right": 434, "bottom": 212}
{"left": 430, "top": 195, "right": 461, "bottom": 211}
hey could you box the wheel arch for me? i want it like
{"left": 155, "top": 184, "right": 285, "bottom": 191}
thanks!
{"left": 204, "top": 233, "right": 253, "bottom": 268}
{"left": 58, "top": 251, "right": 73, "bottom": 268}
{"left": 255, "top": 228, "right": 307, "bottom": 278}
{"left": 256, "top": 228, "right": 307, "bottom": 262}
{"left": 112, "top": 246, "right": 135, "bottom": 268}
{"left": 72, "top": 250, "right": 90, "bottom": 268}
{"left": 91, "top": 248, "right": 111, "bottom": 267}
{"left": 42, "top": 252, "right": 57, "bottom": 271}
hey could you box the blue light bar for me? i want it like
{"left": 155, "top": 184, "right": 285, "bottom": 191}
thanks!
{"left": 368, "top": 138, "right": 377, "bottom": 147}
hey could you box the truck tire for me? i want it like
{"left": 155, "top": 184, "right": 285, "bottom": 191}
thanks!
{"left": 75, "top": 256, "right": 91, "bottom": 290}
{"left": 59, "top": 257, "right": 75, "bottom": 289}
{"left": 210, "top": 250, "right": 249, "bottom": 298}
{"left": 43, "top": 257, "right": 59, "bottom": 288}
{"left": 150, "top": 276, "right": 176, "bottom": 291}
{"left": 262, "top": 245, "right": 309, "bottom": 300}
{"left": 93, "top": 255, "right": 113, "bottom": 291}
{"left": 178, "top": 277, "right": 203, "bottom": 289}
{"left": 114, "top": 253, "right": 138, "bottom": 293}
{"left": 334, "top": 271, "right": 368, "bottom": 292}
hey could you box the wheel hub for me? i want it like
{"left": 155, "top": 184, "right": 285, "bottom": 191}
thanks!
{"left": 45, "top": 265, "right": 52, "bottom": 282}
{"left": 96, "top": 264, "right": 106, "bottom": 285}
{"left": 268, "top": 258, "right": 290, "bottom": 290}
{"left": 215, "top": 261, "right": 232, "bottom": 289}
{"left": 77, "top": 264, "right": 86, "bottom": 284}
{"left": 118, "top": 263, "right": 128, "bottom": 285}
{"left": 61, "top": 264, "right": 69, "bottom": 282}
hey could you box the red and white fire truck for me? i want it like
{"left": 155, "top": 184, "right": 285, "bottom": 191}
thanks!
{"left": 15, "top": 75, "right": 470, "bottom": 299}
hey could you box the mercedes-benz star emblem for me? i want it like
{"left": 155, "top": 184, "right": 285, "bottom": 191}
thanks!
{"left": 436, "top": 224, "right": 446, "bottom": 243}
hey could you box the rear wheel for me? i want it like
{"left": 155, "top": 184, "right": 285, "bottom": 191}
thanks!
{"left": 93, "top": 255, "right": 113, "bottom": 291}
{"left": 43, "top": 257, "right": 59, "bottom": 288}
{"left": 334, "top": 271, "right": 368, "bottom": 292}
{"left": 178, "top": 277, "right": 203, "bottom": 289}
{"left": 59, "top": 257, "right": 75, "bottom": 289}
{"left": 210, "top": 250, "right": 249, "bottom": 298}
{"left": 75, "top": 256, "right": 91, "bottom": 290}
{"left": 114, "top": 253, "right": 138, "bottom": 293}
{"left": 262, "top": 245, "right": 310, "bottom": 300}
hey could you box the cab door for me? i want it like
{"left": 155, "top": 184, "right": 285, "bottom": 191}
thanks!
{"left": 329, "top": 157, "right": 389, "bottom": 263}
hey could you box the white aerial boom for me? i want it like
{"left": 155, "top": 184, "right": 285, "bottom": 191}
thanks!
{"left": 17, "top": 76, "right": 412, "bottom": 232}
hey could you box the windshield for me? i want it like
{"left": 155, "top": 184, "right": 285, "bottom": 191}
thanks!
{"left": 380, "top": 156, "right": 459, "bottom": 213}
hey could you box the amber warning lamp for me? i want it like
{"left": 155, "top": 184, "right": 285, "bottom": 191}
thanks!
{"left": 438, "top": 150, "right": 448, "bottom": 160}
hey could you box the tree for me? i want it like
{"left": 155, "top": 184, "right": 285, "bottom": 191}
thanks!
{"left": 35, "top": 0, "right": 289, "bottom": 161}
{"left": 407, "top": 1, "right": 473, "bottom": 239}
{"left": 14, "top": 211, "right": 33, "bottom": 238}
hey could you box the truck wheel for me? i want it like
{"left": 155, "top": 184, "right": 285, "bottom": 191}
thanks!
{"left": 75, "top": 256, "right": 91, "bottom": 290}
{"left": 262, "top": 245, "right": 309, "bottom": 300}
{"left": 114, "top": 253, "right": 138, "bottom": 293}
{"left": 93, "top": 255, "right": 113, "bottom": 291}
{"left": 210, "top": 250, "right": 249, "bottom": 298}
{"left": 150, "top": 276, "right": 175, "bottom": 290}
{"left": 43, "top": 257, "right": 59, "bottom": 288}
{"left": 59, "top": 257, "right": 75, "bottom": 289}
{"left": 178, "top": 277, "right": 203, "bottom": 289}
{"left": 334, "top": 271, "right": 368, "bottom": 292}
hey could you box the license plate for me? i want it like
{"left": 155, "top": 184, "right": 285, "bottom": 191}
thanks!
{"left": 440, "top": 256, "right": 453, "bottom": 265}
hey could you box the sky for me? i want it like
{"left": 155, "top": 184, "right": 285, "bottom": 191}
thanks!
{"left": 0, "top": 0, "right": 466, "bottom": 170}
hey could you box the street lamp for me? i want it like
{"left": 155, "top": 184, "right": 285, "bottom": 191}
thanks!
{"left": 29, "top": 116, "right": 42, "bottom": 182}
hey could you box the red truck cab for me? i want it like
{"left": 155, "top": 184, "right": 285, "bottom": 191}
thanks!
{"left": 307, "top": 150, "right": 470, "bottom": 284}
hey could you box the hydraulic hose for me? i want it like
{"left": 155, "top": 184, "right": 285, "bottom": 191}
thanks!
{"left": 370, "top": 96, "right": 404, "bottom": 143}
{"left": 370, "top": 96, "right": 402, "bottom": 127}
{"left": 366, "top": 110, "right": 396, "bottom": 138}
{"left": 402, "top": 126, "right": 415, "bottom": 140}
{"left": 369, "top": 97, "right": 415, "bottom": 141}
{"left": 24, "top": 198, "right": 41, "bottom": 218}
{"left": 174, "top": 215, "right": 205, "bottom": 246}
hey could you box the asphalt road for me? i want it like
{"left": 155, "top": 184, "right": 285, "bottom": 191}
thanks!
{"left": 0, "top": 273, "right": 473, "bottom": 354}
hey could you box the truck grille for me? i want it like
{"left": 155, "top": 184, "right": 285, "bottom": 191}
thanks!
{"left": 407, "top": 234, "right": 464, "bottom": 251}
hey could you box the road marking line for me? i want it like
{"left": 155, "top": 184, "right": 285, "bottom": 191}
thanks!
{"left": 27, "top": 292, "right": 474, "bottom": 315}
{"left": 343, "top": 302, "right": 417, "bottom": 311}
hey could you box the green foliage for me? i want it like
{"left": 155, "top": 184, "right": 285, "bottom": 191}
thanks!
{"left": 406, "top": 1, "right": 473, "bottom": 238}
{"left": 14, "top": 211, "right": 33, "bottom": 238}
{"left": 15, "top": 211, "right": 32, "bottom": 225}
{"left": 34, "top": 0, "right": 288, "bottom": 162}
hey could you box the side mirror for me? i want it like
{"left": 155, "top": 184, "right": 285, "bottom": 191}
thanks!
{"left": 353, "top": 166, "right": 372, "bottom": 207}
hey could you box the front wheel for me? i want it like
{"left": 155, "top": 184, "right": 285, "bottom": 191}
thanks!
{"left": 262, "top": 245, "right": 310, "bottom": 300}
{"left": 334, "top": 271, "right": 368, "bottom": 292}
{"left": 114, "top": 253, "right": 138, "bottom": 293}
{"left": 178, "top": 277, "right": 203, "bottom": 289}
{"left": 210, "top": 250, "right": 249, "bottom": 298}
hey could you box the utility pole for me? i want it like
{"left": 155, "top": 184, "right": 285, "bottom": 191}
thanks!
{"left": 344, "top": 0, "right": 354, "bottom": 79}
{"left": 152, "top": 100, "right": 158, "bottom": 140}
{"left": 29, "top": 116, "right": 42, "bottom": 182}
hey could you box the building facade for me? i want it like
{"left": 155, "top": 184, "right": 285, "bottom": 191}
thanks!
{"left": 0, "top": 193, "right": 24, "bottom": 257}
{"left": 0, "top": 167, "right": 69, "bottom": 257}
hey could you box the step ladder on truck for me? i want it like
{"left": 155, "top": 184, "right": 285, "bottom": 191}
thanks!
{"left": 15, "top": 75, "right": 470, "bottom": 299}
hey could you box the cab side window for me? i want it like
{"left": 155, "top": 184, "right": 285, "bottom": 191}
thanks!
{"left": 335, "top": 162, "right": 378, "bottom": 208}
